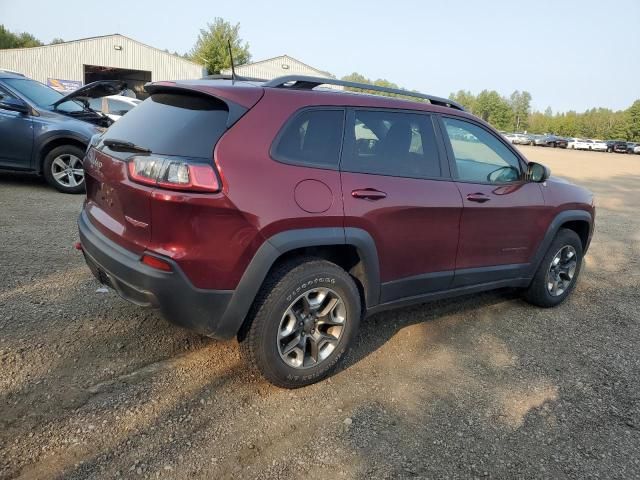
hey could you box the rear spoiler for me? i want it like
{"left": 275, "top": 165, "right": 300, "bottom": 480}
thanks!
{"left": 144, "top": 82, "right": 264, "bottom": 128}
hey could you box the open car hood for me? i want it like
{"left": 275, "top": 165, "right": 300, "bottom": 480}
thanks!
{"left": 52, "top": 80, "right": 126, "bottom": 107}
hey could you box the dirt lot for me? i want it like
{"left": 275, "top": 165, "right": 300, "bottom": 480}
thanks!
{"left": 1, "top": 146, "right": 639, "bottom": 479}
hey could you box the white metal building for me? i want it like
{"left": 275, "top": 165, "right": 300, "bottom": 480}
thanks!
{"left": 221, "top": 55, "right": 341, "bottom": 89}
{"left": 0, "top": 34, "right": 204, "bottom": 97}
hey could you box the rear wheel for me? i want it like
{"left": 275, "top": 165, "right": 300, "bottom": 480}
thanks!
{"left": 43, "top": 145, "right": 86, "bottom": 194}
{"left": 239, "top": 258, "right": 361, "bottom": 388}
{"left": 524, "top": 229, "right": 583, "bottom": 307}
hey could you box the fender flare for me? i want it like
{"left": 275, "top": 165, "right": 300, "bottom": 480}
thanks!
{"left": 529, "top": 209, "right": 593, "bottom": 276}
{"left": 34, "top": 132, "right": 90, "bottom": 172}
{"left": 214, "top": 227, "right": 380, "bottom": 338}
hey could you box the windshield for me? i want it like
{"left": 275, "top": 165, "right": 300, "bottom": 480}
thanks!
{"left": 2, "top": 78, "right": 84, "bottom": 112}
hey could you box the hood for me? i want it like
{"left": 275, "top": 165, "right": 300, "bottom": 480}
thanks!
{"left": 52, "top": 80, "right": 126, "bottom": 107}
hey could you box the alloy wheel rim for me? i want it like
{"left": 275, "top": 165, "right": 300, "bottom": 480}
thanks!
{"left": 277, "top": 287, "right": 346, "bottom": 369}
{"left": 547, "top": 245, "right": 577, "bottom": 296}
{"left": 52, "top": 154, "right": 84, "bottom": 187}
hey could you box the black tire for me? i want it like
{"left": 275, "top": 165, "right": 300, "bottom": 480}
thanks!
{"left": 43, "top": 145, "right": 86, "bottom": 194}
{"left": 524, "top": 229, "right": 583, "bottom": 308}
{"left": 238, "top": 258, "right": 361, "bottom": 388}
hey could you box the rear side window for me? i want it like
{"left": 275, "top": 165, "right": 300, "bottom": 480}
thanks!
{"left": 271, "top": 109, "right": 344, "bottom": 169}
{"left": 102, "top": 92, "right": 228, "bottom": 159}
{"left": 342, "top": 110, "right": 441, "bottom": 178}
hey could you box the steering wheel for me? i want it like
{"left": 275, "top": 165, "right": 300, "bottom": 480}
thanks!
{"left": 487, "top": 166, "right": 520, "bottom": 184}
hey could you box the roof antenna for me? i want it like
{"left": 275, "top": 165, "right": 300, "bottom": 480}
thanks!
{"left": 227, "top": 39, "right": 236, "bottom": 84}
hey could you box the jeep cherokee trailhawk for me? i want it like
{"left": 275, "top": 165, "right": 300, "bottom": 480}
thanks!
{"left": 78, "top": 75, "right": 595, "bottom": 388}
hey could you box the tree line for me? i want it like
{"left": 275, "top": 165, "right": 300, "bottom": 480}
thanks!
{"left": 2, "top": 21, "right": 638, "bottom": 141}
{"left": 449, "top": 89, "right": 640, "bottom": 142}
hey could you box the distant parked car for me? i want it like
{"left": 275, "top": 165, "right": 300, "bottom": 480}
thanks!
{"left": 633, "top": 144, "right": 640, "bottom": 154}
{"left": 88, "top": 95, "right": 141, "bottom": 121}
{"left": 530, "top": 134, "right": 546, "bottom": 146}
{"left": 540, "top": 135, "right": 568, "bottom": 148}
{"left": 589, "top": 139, "right": 607, "bottom": 152}
{"left": 625, "top": 142, "right": 638, "bottom": 153}
{"left": 606, "top": 140, "right": 628, "bottom": 153}
{"left": 505, "top": 133, "right": 531, "bottom": 145}
{"left": 568, "top": 138, "right": 589, "bottom": 150}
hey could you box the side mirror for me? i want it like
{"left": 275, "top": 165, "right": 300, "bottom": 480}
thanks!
{"left": 0, "top": 97, "right": 29, "bottom": 114}
{"left": 527, "top": 162, "right": 550, "bottom": 183}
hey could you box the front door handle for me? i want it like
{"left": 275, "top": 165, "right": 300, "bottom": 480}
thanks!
{"left": 466, "top": 193, "right": 490, "bottom": 203}
{"left": 352, "top": 188, "right": 387, "bottom": 200}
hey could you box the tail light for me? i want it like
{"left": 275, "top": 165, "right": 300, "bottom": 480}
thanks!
{"left": 127, "top": 155, "right": 220, "bottom": 192}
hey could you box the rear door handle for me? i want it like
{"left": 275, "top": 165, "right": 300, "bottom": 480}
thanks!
{"left": 351, "top": 188, "right": 387, "bottom": 200}
{"left": 466, "top": 193, "right": 490, "bottom": 203}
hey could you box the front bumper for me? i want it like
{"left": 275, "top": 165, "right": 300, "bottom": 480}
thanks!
{"left": 78, "top": 211, "right": 234, "bottom": 337}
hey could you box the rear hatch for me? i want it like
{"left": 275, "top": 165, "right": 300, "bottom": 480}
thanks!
{"left": 83, "top": 83, "right": 262, "bottom": 254}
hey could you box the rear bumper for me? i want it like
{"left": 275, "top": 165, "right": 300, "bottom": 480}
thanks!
{"left": 78, "top": 211, "right": 234, "bottom": 338}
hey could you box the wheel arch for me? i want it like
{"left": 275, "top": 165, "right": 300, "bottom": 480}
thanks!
{"left": 216, "top": 227, "right": 381, "bottom": 339}
{"left": 530, "top": 210, "right": 593, "bottom": 275}
{"left": 35, "top": 135, "right": 87, "bottom": 173}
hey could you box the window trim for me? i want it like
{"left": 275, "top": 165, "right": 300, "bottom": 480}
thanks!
{"left": 269, "top": 106, "right": 346, "bottom": 171}
{"left": 436, "top": 113, "right": 528, "bottom": 185}
{"left": 340, "top": 107, "right": 451, "bottom": 181}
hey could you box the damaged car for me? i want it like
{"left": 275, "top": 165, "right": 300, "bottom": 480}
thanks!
{"left": 0, "top": 70, "right": 125, "bottom": 193}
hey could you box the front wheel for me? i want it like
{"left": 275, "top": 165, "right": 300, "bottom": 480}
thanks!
{"left": 239, "top": 258, "right": 361, "bottom": 388}
{"left": 43, "top": 145, "right": 86, "bottom": 194}
{"left": 524, "top": 229, "right": 583, "bottom": 307}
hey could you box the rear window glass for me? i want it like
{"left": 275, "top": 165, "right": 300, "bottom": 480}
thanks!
{"left": 102, "top": 92, "right": 228, "bottom": 158}
{"left": 271, "top": 109, "right": 344, "bottom": 169}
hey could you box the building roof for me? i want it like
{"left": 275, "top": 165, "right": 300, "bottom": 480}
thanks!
{"left": 221, "top": 54, "right": 340, "bottom": 89}
{"left": 0, "top": 34, "right": 200, "bottom": 69}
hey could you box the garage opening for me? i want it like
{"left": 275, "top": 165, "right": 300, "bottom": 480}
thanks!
{"left": 83, "top": 65, "right": 151, "bottom": 99}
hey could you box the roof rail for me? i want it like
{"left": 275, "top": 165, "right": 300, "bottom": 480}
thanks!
{"left": 262, "top": 75, "right": 464, "bottom": 111}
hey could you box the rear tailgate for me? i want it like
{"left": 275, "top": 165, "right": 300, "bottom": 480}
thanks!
{"left": 84, "top": 147, "right": 152, "bottom": 254}
{"left": 83, "top": 81, "right": 263, "bottom": 256}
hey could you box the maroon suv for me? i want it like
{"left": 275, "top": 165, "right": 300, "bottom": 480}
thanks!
{"left": 78, "top": 75, "right": 595, "bottom": 388}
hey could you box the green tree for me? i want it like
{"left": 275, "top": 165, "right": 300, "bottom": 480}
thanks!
{"left": 509, "top": 90, "right": 532, "bottom": 132}
{"left": 475, "top": 90, "right": 513, "bottom": 130}
{"left": 50, "top": 38, "right": 65, "bottom": 44}
{"left": 0, "top": 25, "right": 43, "bottom": 49}
{"left": 626, "top": 100, "right": 640, "bottom": 141}
{"left": 190, "top": 18, "right": 251, "bottom": 74}
{"left": 449, "top": 90, "right": 477, "bottom": 113}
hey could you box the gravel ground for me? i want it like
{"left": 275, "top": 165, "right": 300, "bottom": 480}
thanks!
{"left": 1, "top": 147, "right": 639, "bottom": 479}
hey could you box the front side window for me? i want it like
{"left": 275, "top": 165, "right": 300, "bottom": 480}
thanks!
{"left": 271, "top": 109, "right": 344, "bottom": 169}
{"left": 443, "top": 117, "right": 522, "bottom": 184}
{"left": 342, "top": 110, "right": 441, "bottom": 178}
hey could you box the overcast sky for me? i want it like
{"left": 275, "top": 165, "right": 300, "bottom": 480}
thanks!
{"left": 1, "top": 0, "right": 638, "bottom": 112}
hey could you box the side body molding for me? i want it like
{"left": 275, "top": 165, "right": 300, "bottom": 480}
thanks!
{"left": 214, "top": 227, "right": 381, "bottom": 339}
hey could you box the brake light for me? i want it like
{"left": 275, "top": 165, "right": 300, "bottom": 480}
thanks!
{"left": 127, "top": 156, "right": 220, "bottom": 192}
{"left": 141, "top": 254, "right": 172, "bottom": 272}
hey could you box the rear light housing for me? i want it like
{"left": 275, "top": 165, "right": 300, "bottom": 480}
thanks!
{"left": 127, "top": 155, "right": 220, "bottom": 192}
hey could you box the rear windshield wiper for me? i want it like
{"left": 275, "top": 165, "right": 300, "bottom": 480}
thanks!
{"left": 103, "top": 138, "right": 152, "bottom": 153}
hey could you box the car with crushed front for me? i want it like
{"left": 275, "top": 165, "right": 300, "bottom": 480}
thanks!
{"left": 77, "top": 75, "right": 595, "bottom": 388}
